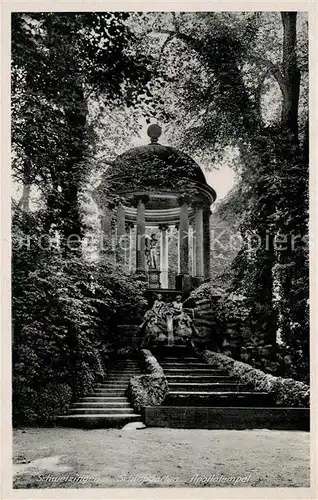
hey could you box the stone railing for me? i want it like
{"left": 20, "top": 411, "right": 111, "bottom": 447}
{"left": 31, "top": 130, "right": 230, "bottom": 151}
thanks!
{"left": 128, "top": 349, "right": 168, "bottom": 413}
{"left": 202, "top": 350, "right": 310, "bottom": 408}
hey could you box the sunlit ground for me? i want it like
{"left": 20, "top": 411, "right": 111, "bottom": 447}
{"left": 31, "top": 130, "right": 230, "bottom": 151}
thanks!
{"left": 13, "top": 427, "right": 310, "bottom": 488}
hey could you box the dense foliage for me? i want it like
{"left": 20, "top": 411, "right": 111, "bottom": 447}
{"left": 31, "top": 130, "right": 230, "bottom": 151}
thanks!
{"left": 11, "top": 12, "right": 150, "bottom": 424}
{"left": 204, "top": 350, "right": 309, "bottom": 408}
{"left": 12, "top": 211, "right": 147, "bottom": 424}
{"left": 131, "top": 12, "right": 309, "bottom": 380}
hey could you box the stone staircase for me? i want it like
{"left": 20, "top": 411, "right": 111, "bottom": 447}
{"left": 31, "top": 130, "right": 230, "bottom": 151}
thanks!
{"left": 56, "top": 359, "right": 142, "bottom": 428}
{"left": 144, "top": 345, "right": 308, "bottom": 430}
{"left": 157, "top": 345, "right": 273, "bottom": 407}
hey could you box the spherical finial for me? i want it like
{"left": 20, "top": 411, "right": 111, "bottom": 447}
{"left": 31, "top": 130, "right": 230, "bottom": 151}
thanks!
{"left": 147, "top": 124, "right": 162, "bottom": 143}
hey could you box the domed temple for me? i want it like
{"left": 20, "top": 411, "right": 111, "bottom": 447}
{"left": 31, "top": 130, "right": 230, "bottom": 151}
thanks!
{"left": 94, "top": 124, "right": 216, "bottom": 297}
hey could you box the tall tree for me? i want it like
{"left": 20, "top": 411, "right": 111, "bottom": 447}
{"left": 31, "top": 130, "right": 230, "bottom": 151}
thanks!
{"left": 122, "top": 12, "right": 308, "bottom": 372}
{"left": 12, "top": 12, "right": 152, "bottom": 249}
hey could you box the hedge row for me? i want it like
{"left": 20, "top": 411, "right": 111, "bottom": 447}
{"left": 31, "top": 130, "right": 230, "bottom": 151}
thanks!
{"left": 128, "top": 349, "right": 168, "bottom": 412}
{"left": 203, "top": 350, "right": 310, "bottom": 408}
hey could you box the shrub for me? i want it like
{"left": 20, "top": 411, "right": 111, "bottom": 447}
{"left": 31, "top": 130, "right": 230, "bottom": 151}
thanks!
{"left": 128, "top": 349, "right": 168, "bottom": 412}
{"left": 12, "top": 223, "right": 147, "bottom": 424}
{"left": 190, "top": 281, "right": 225, "bottom": 301}
{"left": 13, "top": 383, "right": 72, "bottom": 425}
{"left": 203, "top": 350, "right": 309, "bottom": 407}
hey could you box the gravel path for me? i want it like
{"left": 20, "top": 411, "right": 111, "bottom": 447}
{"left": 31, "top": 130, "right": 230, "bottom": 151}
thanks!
{"left": 13, "top": 427, "right": 310, "bottom": 488}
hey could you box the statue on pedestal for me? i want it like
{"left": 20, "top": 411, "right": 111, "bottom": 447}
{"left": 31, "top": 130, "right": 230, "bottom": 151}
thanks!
{"left": 145, "top": 233, "right": 161, "bottom": 289}
{"left": 145, "top": 233, "right": 159, "bottom": 269}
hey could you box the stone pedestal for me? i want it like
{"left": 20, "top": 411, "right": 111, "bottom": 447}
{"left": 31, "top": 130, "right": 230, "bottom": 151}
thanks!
{"left": 148, "top": 269, "right": 161, "bottom": 289}
{"left": 159, "top": 224, "right": 169, "bottom": 288}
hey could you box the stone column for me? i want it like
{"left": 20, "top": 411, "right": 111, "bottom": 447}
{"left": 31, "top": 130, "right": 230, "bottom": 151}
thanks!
{"left": 175, "top": 222, "right": 180, "bottom": 275}
{"left": 135, "top": 196, "right": 148, "bottom": 274}
{"left": 159, "top": 224, "right": 169, "bottom": 288}
{"left": 203, "top": 208, "right": 211, "bottom": 279}
{"left": 179, "top": 199, "right": 189, "bottom": 274}
{"left": 194, "top": 202, "right": 204, "bottom": 280}
{"left": 176, "top": 197, "right": 192, "bottom": 292}
{"left": 190, "top": 222, "right": 196, "bottom": 276}
{"left": 125, "top": 221, "right": 134, "bottom": 271}
{"left": 116, "top": 203, "right": 125, "bottom": 260}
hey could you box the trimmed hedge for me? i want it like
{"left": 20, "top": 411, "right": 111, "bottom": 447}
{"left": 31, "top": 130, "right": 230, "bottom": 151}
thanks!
{"left": 128, "top": 349, "right": 168, "bottom": 412}
{"left": 203, "top": 350, "right": 309, "bottom": 408}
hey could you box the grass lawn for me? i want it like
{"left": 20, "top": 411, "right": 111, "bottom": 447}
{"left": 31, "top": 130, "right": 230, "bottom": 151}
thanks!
{"left": 13, "top": 427, "right": 310, "bottom": 489}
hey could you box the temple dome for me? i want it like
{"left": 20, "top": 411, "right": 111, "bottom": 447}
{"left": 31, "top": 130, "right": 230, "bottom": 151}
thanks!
{"left": 104, "top": 143, "right": 208, "bottom": 192}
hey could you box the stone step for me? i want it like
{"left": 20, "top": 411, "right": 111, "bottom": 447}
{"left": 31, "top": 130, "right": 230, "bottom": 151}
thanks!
{"left": 109, "top": 364, "right": 140, "bottom": 367}
{"left": 57, "top": 357, "right": 143, "bottom": 428}
{"left": 73, "top": 402, "right": 131, "bottom": 408}
{"left": 105, "top": 377, "right": 137, "bottom": 380}
{"left": 101, "top": 377, "right": 132, "bottom": 380}
{"left": 79, "top": 397, "right": 129, "bottom": 402}
{"left": 163, "top": 357, "right": 200, "bottom": 361}
{"left": 108, "top": 367, "right": 140, "bottom": 370}
{"left": 110, "top": 371, "right": 137, "bottom": 374}
{"left": 108, "top": 360, "right": 139, "bottom": 364}
{"left": 168, "top": 383, "right": 245, "bottom": 392}
{"left": 164, "top": 391, "right": 275, "bottom": 407}
{"left": 93, "top": 386, "right": 127, "bottom": 391}
{"left": 107, "top": 364, "right": 139, "bottom": 367}
{"left": 107, "top": 370, "right": 138, "bottom": 373}
{"left": 68, "top": 408, "right": 135, "bottom": 415}
{"left": 163, "top": 369, "right": 228, "bottom": 375}
{"left": 93, "top": 384, "right": 128, "bottom": 393}
{"left": 107, "top": 368, "right": 140, "bottom": 375}
{"left": 95, "top": 384, "right": 128, "bottom": 388}
{"left": 98, "top": 380, "right": 130, "bottom": 383}
{"left": 143, "top": 406, "right": 309, "bottom": 430}
{"left": 107, "top": 369, "right": 138, "bottom": 372}
{"left": 94, "top": 386, "right": 128, "bottom": 390}
{"left": 91, "top": 391, "right": 127, "bottom": 396}
{"left": 197, "top": 309, "right": 214, "bottom": 316}
{"left": 160, "top": 362, "right": 210, "bottom": 367}
{"left": 195, "top": 298, "right": 211, "bottom": 306}
{"left": 103, "top": 377, "right": 131, "bottom": 387}
{"left": 166, "top": 375, "right": 235, "bottom": 383}
{"left": 108, "top": 368, "right": 139, "bottom": 372}
{"left": 56, "top": 414, "right": 142, "bottom": 428}
{"left": 195, "top": 319, "right": 214, "bottom": 327}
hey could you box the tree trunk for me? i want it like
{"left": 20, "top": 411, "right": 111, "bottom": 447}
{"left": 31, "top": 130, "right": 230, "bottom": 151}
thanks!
{"left": 281, "top": 12, "right": 301, "bottom": 143}
{"left": 60, "top": 84, "right": 88, "bottom": 255}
